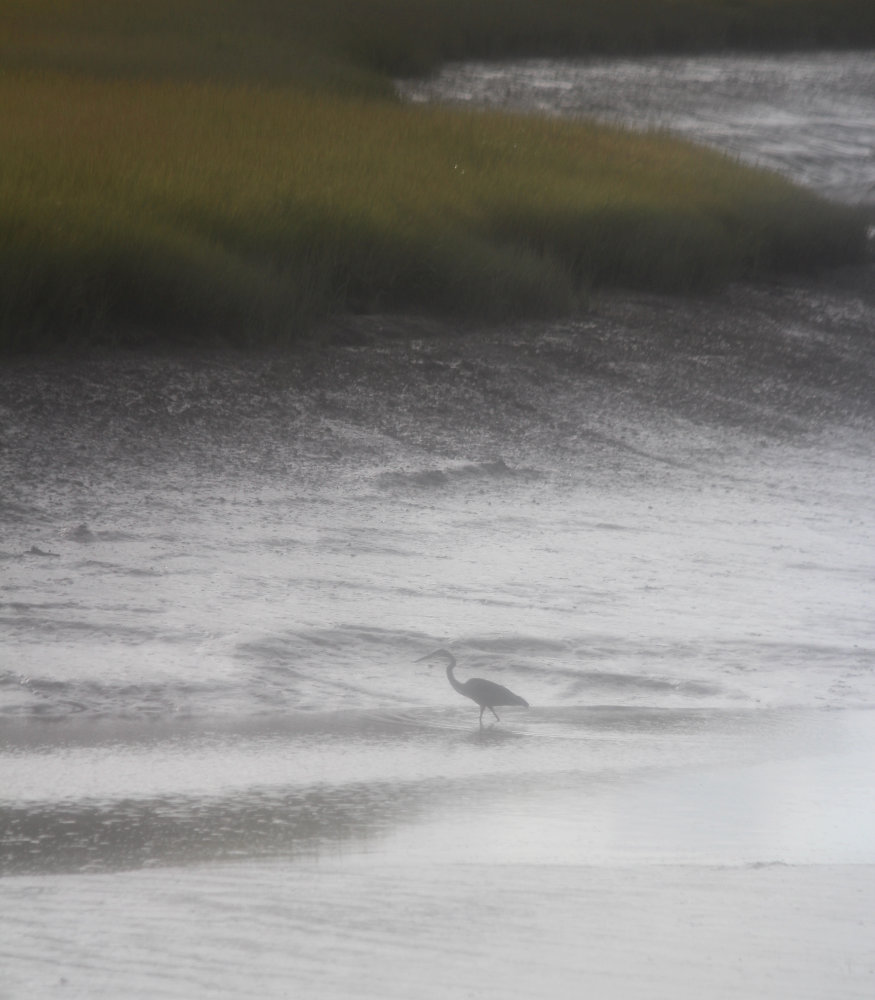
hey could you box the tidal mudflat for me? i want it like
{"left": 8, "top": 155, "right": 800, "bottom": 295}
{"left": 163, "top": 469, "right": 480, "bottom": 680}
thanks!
{"left": 3, "top": 50, "right": 875, "bottom": 1000}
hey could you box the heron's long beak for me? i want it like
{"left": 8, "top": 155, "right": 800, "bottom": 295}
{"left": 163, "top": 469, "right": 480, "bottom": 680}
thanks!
{"left": 415, "top": 649, "right": 451, "bottom": 667}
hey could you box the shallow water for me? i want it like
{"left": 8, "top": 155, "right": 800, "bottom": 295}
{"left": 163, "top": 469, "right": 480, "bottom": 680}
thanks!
{"left": 3, "top": 438, "right": 874, "bottom": 723}
{"left": 2, "top": 51, "right": 875, "bottom": 1000}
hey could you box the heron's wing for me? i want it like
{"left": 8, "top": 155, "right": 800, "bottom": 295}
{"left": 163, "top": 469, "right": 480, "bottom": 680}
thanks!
{"left": 465, "top": 677, "right": 528, "bottom": 707}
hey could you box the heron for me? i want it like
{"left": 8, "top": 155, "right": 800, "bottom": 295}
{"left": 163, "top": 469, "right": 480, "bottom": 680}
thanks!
{"left": 418, "top": 649, "right": 529, "bottom": 727}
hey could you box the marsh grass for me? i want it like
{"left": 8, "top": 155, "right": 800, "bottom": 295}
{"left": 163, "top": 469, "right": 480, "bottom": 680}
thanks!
{"left": 1, "top": 0, "right": 870, "bottom": 347}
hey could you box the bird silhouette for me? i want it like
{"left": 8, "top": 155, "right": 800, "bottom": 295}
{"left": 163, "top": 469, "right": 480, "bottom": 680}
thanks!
{"left": 419, "top": 649, "right": 529, "bottom": 727}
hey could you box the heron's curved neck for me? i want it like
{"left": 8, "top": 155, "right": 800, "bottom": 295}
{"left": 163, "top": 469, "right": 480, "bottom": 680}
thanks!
{"left": 444, "top": 655, "right": 465, "bottom": 694}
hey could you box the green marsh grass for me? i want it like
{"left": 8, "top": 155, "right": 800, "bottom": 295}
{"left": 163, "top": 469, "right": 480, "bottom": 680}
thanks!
{"left": 1, "top": 0, "right": 871, "bottom": 347}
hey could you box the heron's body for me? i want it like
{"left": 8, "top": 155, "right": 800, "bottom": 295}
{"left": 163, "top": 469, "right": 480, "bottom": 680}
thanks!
{"left": 422, "top": 649, "right": 529, "bottom": 726}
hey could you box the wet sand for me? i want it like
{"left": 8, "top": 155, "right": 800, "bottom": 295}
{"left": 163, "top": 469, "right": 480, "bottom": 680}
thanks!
{"left": 2, "top": 262, "right": 874, "bottom": 485}
{"left": 3, "top": 707, "right": 875, "bottom": 997}
{"left": 4, "top": 862, "right": 875, "bottom": 999}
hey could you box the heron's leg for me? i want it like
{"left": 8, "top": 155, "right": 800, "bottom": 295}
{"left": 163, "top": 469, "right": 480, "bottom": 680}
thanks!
{"left": 479, "top": 705, "right": 485, "bottom": 727}
{"left": 490, "top": 707, "right": 501, "bottom": 722}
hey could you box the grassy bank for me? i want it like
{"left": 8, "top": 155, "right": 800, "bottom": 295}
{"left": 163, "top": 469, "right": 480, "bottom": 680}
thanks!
{"left": 1, "top": 0, "right": 871, "bottom": 349}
